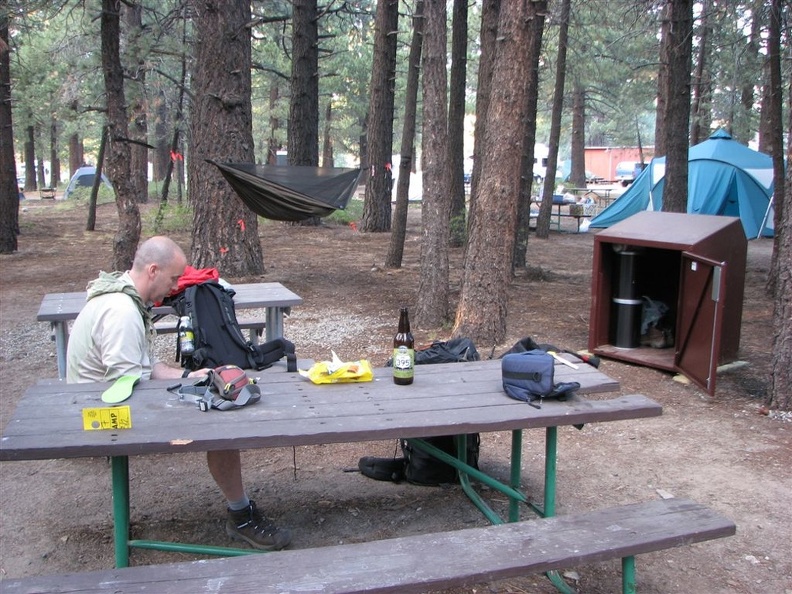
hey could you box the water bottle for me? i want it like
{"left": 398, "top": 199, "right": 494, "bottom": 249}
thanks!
{"left": 178, "top": 315, "right": 195, "bottom": 356}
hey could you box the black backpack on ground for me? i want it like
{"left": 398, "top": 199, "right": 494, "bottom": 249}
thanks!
{"left": 359, "top": 337, "right": 481, "bottom": 486}
{"left": 400, "top": 434, "right": 480, "bottom": 485}
{"left": 163, "top": 281, "right": 297, "bottom": 372}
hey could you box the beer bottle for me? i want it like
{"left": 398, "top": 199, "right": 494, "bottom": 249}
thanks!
{"left": 392, "top": 307, "right": 415, "bottom": 385}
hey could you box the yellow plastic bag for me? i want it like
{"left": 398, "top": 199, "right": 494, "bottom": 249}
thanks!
{"left": 299, "top": 351, "right": 374, "bottom": 384}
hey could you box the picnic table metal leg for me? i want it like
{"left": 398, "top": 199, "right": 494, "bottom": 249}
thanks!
{"left": 265, "top": 307, "right": 285, "bottom": 342}
{"left": 545, "top": 428, "right": 578, "bottom": 594}
{"left": 544, "top": 425, "right": 558, "bottom": 517}
{"left": 405, "top": 437, "right": 528, "bottom": 526}
{"left": 531, "top": 427, "right": 576, "bottom": 594}
{"left": 111, "top": 456, "right": 130, "bottom": 568}
{"left": 110, "top": 457, "right": 263, "bottom": 562}
{"left": 528, "top": 425, "right": 558, "bottom": 518}
{"left": 509, "top": 429, "right": 523, "bottom": 522}
{"left": 52, "top": 322, "right": 68, "bottom": 379}
{"left": 622, "top": 556, "right": 637, "bottom": 594}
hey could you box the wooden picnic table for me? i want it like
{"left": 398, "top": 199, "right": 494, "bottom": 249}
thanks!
{"left": 531, "top": 195, "right": 591, "bottom": 232}
{"left": 0, "top": 358, "right": 662, "bottom": 569}
{"left": 37, "top": 282, "right": 303, "bottom": 379}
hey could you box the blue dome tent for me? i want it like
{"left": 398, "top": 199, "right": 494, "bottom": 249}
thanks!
{"left": 588, "top": 130, "right": 775, "bottom": 238}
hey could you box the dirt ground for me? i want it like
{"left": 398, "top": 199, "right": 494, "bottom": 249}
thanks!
{"left": 0, "top": 197, "right": 790, "bottom": 594}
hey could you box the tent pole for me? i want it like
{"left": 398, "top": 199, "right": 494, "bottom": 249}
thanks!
{"left": 758, "top": 195, "right": 774, "bottom": 239}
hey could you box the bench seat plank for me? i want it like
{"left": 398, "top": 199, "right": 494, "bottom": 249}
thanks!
{"left": 153, "top": 318, "right": 265, "bottom": 334}
{"left": 0, "top": 499, "right": 735, "bottom": 594}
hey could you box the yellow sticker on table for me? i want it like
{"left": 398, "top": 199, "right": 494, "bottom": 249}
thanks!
{"left": 82, "top": 406, "right": 132, "bottom": 431}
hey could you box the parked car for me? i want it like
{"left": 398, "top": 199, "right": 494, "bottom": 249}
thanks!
{"left": 615, "top": 161, "right": 645, "bottom": 186}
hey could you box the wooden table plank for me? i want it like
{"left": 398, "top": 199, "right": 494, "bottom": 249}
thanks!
{"left": 36, "top": 283, "right": 302, "bottom": 322}
{"left": 1, "top": 361, "right": 659, "bottom": 461}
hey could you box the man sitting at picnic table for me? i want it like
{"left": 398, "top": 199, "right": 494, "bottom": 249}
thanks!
{"left": 66, "top": 236, "right": 291, "bottom": 551}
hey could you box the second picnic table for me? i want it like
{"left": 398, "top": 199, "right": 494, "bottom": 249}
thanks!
{"left": 37, "top": 282, "right": 303, "bottom": 379}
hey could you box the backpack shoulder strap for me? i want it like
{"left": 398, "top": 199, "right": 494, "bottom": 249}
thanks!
{"left": 252, "top": 337, "right": 297, "bottom": 371}
{"left": 204, "top": 282, "right": 252, "bottom": 351}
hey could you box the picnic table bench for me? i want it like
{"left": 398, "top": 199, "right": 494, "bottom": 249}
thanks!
{"left": 36, "top": 282, "right": 302, "bottom": 378}
{"left": 152, "top": 316, "right": 266, "bottom": 343}
{"left": 0, "top": 498, "right": 734, "bottom": 594}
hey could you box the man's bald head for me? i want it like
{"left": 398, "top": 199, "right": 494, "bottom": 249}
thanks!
{"left": 132, "top": 236, "right": 186, "bottom": 272}
{"left": 129, "top": 236, "right": 188, "bottom": 304}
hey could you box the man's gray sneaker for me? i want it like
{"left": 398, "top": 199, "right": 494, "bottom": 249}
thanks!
{"left": 225, "top": 501, "right": 292, "bottom": 551}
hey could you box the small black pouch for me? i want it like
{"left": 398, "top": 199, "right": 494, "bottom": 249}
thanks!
{"left": 501, "top": 349, "right": 554, "bottom": 406}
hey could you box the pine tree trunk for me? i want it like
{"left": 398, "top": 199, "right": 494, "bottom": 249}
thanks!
{"left": 768, "top": 0, "right": 790, "bottom": 410}
{"left": 360, "top": 0, "right": 399, "bottom": 233}
{"left": 659, "top": 0, "right": 693, "bottom": 214}
{"left": 765, "top": 0, "right": 786, "bottom": 299}
{"left": 153, "top": 91, "right": 169, "bottom": 182}
{"left": 289, "top": 0, "right": 320, "bottom": 226}
{"left": 24, "top": 126, "right": 35, "bottom": 191}
{"left": 101, "top": 0, "right": 140, "bottom": 271}
{"left": 689, "top": 0, "right": 709, "bottom": 147}
{"left": 415, "top": 0, "right": 451, "bottom": 328}
{"left": 68, "top": 133, "right": 82, "bottom": 176}
{"left": 654, "top": 3, "right": 671, "bottom": 158}
{"left": 769, "top": 151, "right": 791, "bottom": 411}
{"left": 569, "top": 81, "right": 586, "bottom": 188}
{"left": 386, "top": 0, "right": 424, "bottom": 269}
{"left": 188, "top": 0, "right": 263, "bottom": 276}
{"left": 453, "top": 0, "right": 533, "bottom": 346}
{"left": 513, "top": 3, "right": 545, "bottom": 266}
{"left": 124, "top": 3, "right": 148, "bottom": 203}
{"left": 289, "top": 0, "right": 319, "bottom": 166}
{"left": 447, "top": 0, "right": 468, "bottom": 247}
{"left": 536, "top": 0, "right": 570, "bottom": 242}
{"left": 734, "top": 7, "right": 762, "bottom": 144}
{"left": 321, "top": 101, "right": 334, "bottom": 168}
{"left": 0, "top": 15, "right": 19, "bottom": 253}
{"left": 49, "top": 117, "right": 60, "bottom": 188}
{"left": 469, "top": 0, "right": 500, "bottom": 228}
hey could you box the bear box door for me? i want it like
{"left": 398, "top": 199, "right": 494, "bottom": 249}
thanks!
{"left": 675, "top": 252, "right": 728, "bottom": 396}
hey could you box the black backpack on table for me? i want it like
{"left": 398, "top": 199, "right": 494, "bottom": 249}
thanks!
{"left": 163, "top": 281, "right": 296, "bottom": 372}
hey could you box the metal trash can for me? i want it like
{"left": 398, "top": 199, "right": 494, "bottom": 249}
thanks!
{"left": 610, "top": 245, "right": 642, "bottom": 348}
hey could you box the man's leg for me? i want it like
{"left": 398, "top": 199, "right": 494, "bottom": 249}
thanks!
{"left": 206, "top": 449, "right": 292, "bottom": 551}
{"left": 207, "top": 449, "right": 245, "bottom": 500}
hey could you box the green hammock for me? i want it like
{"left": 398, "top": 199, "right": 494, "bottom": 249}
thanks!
{"left": 211, "top": 161, "right": 363, "bottom": 222}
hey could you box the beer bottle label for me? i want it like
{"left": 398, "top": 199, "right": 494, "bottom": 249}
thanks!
{"left": 392, "top": 346, "right": 415, "bottom": 379}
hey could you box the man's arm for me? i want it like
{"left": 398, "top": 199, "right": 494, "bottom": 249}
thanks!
{"left": 151, "top": 362, "right": 210, "bottom": 380}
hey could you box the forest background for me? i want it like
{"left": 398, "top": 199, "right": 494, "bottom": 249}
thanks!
{"left": 0, "top": 0, "right": 790, "bottom": 408}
